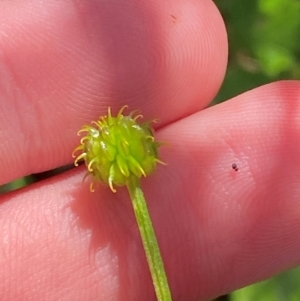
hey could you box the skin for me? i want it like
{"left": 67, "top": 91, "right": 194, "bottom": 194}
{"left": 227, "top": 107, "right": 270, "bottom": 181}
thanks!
{"left": 0, "top": 0, "right": 300, "bottom": 300}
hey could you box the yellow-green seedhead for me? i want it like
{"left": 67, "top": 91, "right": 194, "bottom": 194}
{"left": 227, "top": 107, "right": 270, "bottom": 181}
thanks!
{"left": 73, "top": 106, "right": 164, "bottom": 192}
{"left": 73, "top": 106, "right": 172, "bottom": 301}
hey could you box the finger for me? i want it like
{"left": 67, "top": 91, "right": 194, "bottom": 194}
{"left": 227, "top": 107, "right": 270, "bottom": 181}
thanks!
{"left": 0, "top": 0, "right": 227, "bottom": 185}
{"left": 1, "top": 81, "right": 300, "bottom": 300}
{"left": 155, "top": 80, "right": 300, "bottom": 299}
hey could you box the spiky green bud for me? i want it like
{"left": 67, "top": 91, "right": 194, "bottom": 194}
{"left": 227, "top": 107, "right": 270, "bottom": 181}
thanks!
{"left": 72, "top": 106, "right": 164, "bottom": 192}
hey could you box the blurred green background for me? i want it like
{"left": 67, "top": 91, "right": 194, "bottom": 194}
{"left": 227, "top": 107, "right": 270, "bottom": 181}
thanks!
{"left": 1, "top": 0, "right": 300, "bottom": 300}
{"left": 213, "top": 0, "right": 300, "bottom": 104}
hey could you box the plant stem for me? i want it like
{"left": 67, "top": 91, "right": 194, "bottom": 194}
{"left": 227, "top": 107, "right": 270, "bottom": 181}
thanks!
{"left": 127, "top": 176, "right": 172, "bottom": 301}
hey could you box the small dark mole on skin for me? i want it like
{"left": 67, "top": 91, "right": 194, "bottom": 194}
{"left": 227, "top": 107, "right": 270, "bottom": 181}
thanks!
{"left": 232, "top": 163, "right": 238, "bottom": 171}
{"left": 170, "top": 15, "right": 177, "bottom": 24}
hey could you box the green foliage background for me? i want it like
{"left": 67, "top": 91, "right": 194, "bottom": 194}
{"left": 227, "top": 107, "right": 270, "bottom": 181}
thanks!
{"left": 1, "top": 0, "right": 300, "bottom": 300}
{"left": 213, "top": 0, "right": 300, "bottom": 300}
{"left": 214, "top": 0, "right": 300, "bottom": 104}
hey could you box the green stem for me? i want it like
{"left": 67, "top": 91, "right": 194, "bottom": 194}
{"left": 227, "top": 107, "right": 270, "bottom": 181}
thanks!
{"left": 127, "top": 176, "right": 172, "bottom": 301}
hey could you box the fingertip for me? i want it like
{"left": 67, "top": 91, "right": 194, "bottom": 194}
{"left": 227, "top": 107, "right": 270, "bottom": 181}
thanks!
{"left": 152, "top": 80, "right": 300, "bottom": 299}
{"left": 149, "top": 0, "right": 228, "bottom": 121}
{"left": 0, "top": 0, "right": 228, "bottom": 191}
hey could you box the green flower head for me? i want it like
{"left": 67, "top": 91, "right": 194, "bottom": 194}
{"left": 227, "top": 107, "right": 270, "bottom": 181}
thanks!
{"left": 72, "top": 106, "right": 164, "bottom": 192}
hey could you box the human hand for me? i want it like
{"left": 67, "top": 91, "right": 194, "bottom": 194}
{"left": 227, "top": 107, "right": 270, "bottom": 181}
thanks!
{"left": 1, "top": 1, "right": 300, "bottom": 300}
